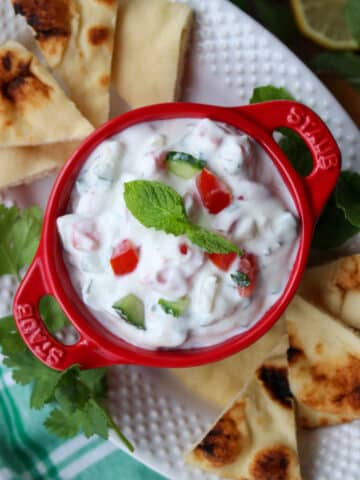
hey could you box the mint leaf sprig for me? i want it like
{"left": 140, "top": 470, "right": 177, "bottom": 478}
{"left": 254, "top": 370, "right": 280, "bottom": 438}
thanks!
{"left": 0, "top": 204, "right": 133, "bottom": 450}
{"left": 124, "top": 180, "right": 242, "bottom": 255}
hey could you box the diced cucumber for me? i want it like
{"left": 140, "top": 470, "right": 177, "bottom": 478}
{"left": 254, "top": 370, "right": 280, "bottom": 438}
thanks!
{"left": 166, "top": 152, "right": 206, "bottom": 179}
{"left": 158, "top": 296, "right": 189, "bottom": 318}
{"left": 112, "top": 294, "right": 145, "bottom": 330}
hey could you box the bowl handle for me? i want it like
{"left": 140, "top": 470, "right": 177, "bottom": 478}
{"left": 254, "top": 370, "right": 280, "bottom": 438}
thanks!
{"left": 237, "top": 100, "right": 341, "bottom": 219}
{"left": 13, "top": 259, "right": 117, "bottom": 371}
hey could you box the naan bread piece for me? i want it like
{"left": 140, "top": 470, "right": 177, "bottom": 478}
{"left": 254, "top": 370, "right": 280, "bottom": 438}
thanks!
{"left": 0, "top": 41, "right": 93, "bottom": 146}
{"left": 299, "top": 255, "right": 360, "bottom": 330}
{"left": 12, "top": 0, "right": 118, "bottom": 127}
{"left": 285, "top": 295, "right": 360, "bottom": 428}
{"left": 0, "top": 141, "right": 78, "bottom": 190}
{"left": 172, "top": 317, "right": 286, "bottom": 408}
{"left": 186, "top": 336, "right": 302, "bottom": 480}
{"left": 112, "top": 0, "right": 193, "bottom": 107}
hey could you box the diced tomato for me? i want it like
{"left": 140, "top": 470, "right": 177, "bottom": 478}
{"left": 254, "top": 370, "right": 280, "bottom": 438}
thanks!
{"left": 208, "top": 252, "right": 237, "bottom": 271}
{"left": 179, "top": 243, "right": 188, "bottom": 255}
{"left": 110, "top": 240, "right": 139, "bottom": 275}
{"left": 236, "top": 253, "right": 257, "bottom": 297}
{"left": 196, "top": 168, "right": 232, "bottom": 214}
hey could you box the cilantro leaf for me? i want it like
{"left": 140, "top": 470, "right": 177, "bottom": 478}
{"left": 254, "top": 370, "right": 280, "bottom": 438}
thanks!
{"left": 250, "top": 85, "right": 294, "bottom": 104}
{"left": 336, "top": 171, "right": 360, "bottom": 228}
{"left": 345, "top": 0, "right": 360, "bottom": 45}
{"left": 80, "top": 400, "right": 109, "bottom": 439}
{"left": 311, "top": 52, "right": 360, "bottom": 93}
{"left": 30, "top": 373, "right": 62, "bottom": 409}
{"left": 124, "top": 180, "right": 240, "bottom": 254}
{"left": 43, "top": 409, "right": 80, "bottom": 439}
{"left": 79, "top": 368, "right": 107, "bottom": 399}
{"left": 54, "top": 367, "right": 90, "bottom": 414}
{"left": 0, "top": 205, "right": 42, "bottom": 277}
{"left": 0, "top": 316, "right": 26, "bottom": 355}
{"left": 3, "top": 347, "right": 62, "bottom": 409}
{"left": 186, "top": 225, "right": 242, "bottom": 255}
{"left": 39, "top": 295, "right": 70, "bottom": 333}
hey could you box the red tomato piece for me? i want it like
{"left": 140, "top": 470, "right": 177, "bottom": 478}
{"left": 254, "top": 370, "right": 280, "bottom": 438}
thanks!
{"left": 196, "top": 168, "right": 232, "bottom": 214}
{"left": 179, "top": 243, "right": 188, "bottom": 255}
{"left": 110, "top": 240, "right": 139, "bottom": 275}
{"left": 208, "top": 252, "right": 237, "bottom": 271}
{"left": 236, "top": 253, "right": 257, "bottom": 297}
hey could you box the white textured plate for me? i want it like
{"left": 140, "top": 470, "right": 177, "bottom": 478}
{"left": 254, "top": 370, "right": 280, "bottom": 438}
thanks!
{"left": 0, "top": 1, "right": 360, "bottom": 479}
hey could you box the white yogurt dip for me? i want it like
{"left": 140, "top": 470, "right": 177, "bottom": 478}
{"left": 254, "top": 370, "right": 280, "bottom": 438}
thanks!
{"left": 57, "top": 118, "right": 299, "bottom": 349}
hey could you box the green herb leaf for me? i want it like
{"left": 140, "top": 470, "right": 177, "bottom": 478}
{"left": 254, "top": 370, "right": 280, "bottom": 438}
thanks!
{"left": 158, "top": 297, "right": 189, "bottom": 317}
{"left": 187, "top": 225, "right": 242, "bottom": 255}
{"left": 311, "top": 52, "right": 360, "bottom": 93}
{"left": 30, "top": 374, "right": 62, "bottom": 410}
{"left": 345, "top": 0, "right": 360, "bottom": 45}
{"left": 0, "top": 205, "right": 42, "bottom": 278}
{"left": 54, "top": 367, "right": 90, "bottom": 414}
{"left": 279, "top": 131, "right": 313, "bottom": 177}
{"left": 231, "top": 271, "right": 251, "bottom": 287}
{"left": 39, "top": 295, "right": 70, "bottom": 333}
{"left": 229, "top": 0, "right": 250, "bottom": 11}
{"left": 80, "top": 399, "right": 109, "bottom": 439}
{"left": 250, "top": 85, "right": 313, "bottom": 177}
{"left": 43, "top": 408, "right": 80, "bottom": 439}
{"left": 312, "top": 192, "right": 359, "bottom": 250}
{"left": 0, "top": 316, "right": 26, "bottom": 355}
{"left": 79, "top": 368, "right": 107, "bottom": 399}
{"left": 253, "top": 0, "right": 298, "bottom": 45}
{"left": 124, "top": 180, "right": 188, "bottom": 235}
{"left": 124, "top": 180, "right": 240, "bottom": 254}
{"left": 336, "top": 170, "right": 360, "bottom": 228}
{"left": 249, "top": 85, "right": 294, "bottom": 104}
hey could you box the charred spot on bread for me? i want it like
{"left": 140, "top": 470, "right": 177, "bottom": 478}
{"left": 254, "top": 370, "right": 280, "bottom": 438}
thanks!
{"left": 0, "top": 51, "right": 51, "bottom": 104}
{"left": 194, "top": 415, "right": 242, "bottom": 466}
{"left": 299, "top": 354, "right": 360, "bottom": 414}
{"left": 258, "top": 365, "right": 293, "bottom": 409}
{"left": 287, "top": 347, "right": 304, "bottom": 364}
{"left": 250, "top": 445, "right": 293, "bottom": 480}
{"left": 2, "top": 52, "right": 13, "bottom": 72}
{"left": 12, "top": 0, "right": 71, "bottom": 41}
{"left": 88, "top": 26, "right": 110, "bottom": 46}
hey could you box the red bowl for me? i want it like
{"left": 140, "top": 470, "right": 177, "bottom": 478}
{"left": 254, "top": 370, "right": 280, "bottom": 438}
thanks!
{"left": 13, "top": 100, "right": 341, "bottom": 371}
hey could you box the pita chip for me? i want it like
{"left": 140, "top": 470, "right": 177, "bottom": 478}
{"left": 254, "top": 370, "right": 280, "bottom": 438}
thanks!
{"left": 0, "top": 41, "right": 93, "bottom": 147}
{"left": 299, "top": 255, "right": 360, "bottom": 330}
{"left": 112, "top": 0, "right": 193, "bottom": 107}
{"left": 0, "top": 141, "right": 78, "bottom": 190}
{"left": 186, "top": 336, "right": 302, "bottom": 480}
{"left": 171, "top": 317, "right": 286, "bottom": 408}
{"left": 12, "top": 0, "right": 118, "bottom": 127}
{"left": 285, "top": 295, "right": 360, "bottom": 428}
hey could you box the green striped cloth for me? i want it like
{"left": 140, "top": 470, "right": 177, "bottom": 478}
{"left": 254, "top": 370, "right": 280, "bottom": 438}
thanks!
{"left": 0, "top": 363, "right": 166, "bottom": 480}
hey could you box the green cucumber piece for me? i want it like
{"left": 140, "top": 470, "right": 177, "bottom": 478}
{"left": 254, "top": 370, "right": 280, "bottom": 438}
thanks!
{"left": 158, "top": 296, "right": 189, "bottom": 318}
{"left": 112, "top": 294, "right": 145, "bottom": 330}
{"left": 166, "top": 152, "right": 206, "bottom": 179}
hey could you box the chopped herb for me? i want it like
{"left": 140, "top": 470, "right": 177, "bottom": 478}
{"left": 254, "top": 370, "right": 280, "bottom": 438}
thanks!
{"left": 231, "top": 271, "right": 251, "bottom": 287}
